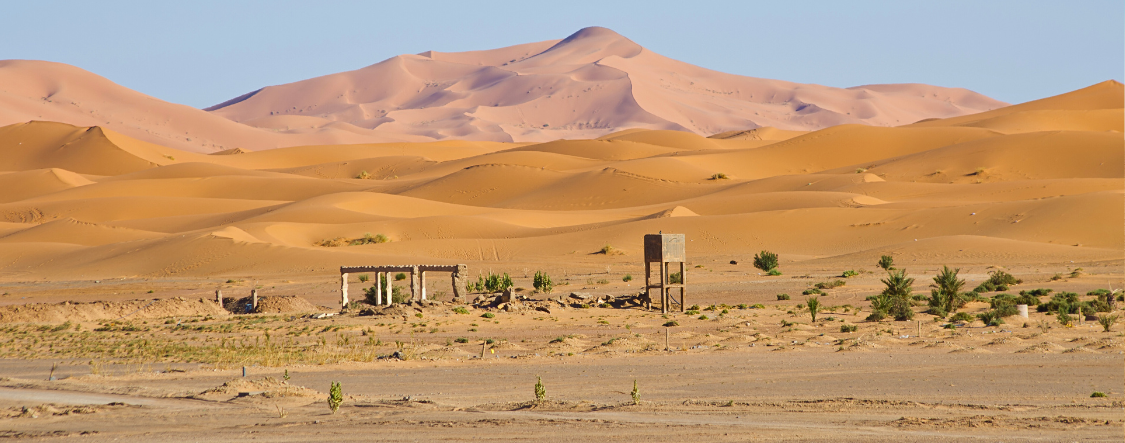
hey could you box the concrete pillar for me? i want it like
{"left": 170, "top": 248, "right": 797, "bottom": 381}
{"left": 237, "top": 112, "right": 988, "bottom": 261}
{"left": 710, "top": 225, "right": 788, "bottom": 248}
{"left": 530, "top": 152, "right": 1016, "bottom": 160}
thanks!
{"left": 385, "top": 272, "right": 392, "bottom": 306}
{"left": 410, "top": 266, "right": 421, "bottom": 302}
{"left": 1017, "top": 304, "right": 1028, "bottom": 318}
{"left": 421, "top": 270, "right": 427, "bottom": 301}
{"left": 452, "top": 265, "right": 467, "bottom": 300}
{"left": 215, "top": 290, "right": 222, "bottom": 304}
{"left": 251, "top": 289, "right": 259, "bottom": 311}
{"left": 680, "top": 261, "right": 686, "bottom": 313}
{"left": 340, "top": 273, "right": 348, "bottom": 308}
{"left": 375, "top": 272, "right": 383, "bottom": 305}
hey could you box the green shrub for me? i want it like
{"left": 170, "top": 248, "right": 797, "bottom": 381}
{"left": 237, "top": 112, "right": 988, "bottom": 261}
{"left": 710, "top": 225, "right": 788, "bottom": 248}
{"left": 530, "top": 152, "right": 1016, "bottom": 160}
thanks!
{"left": 977, "top": 311, "right": 1004, "bottom": 327}
{"left": 534, "top": 376, "right": 546, "bottom": 402}
{"left": 973, "top": 270, "right": 1021, "bottom": 293}
{"left": 358, "top": 274, "right": 370, "bottom": 283}
{"left": 927, "top": 306, "right": 948, "bottom": 318}
{"left": 623, "top": 274, "right": 633, "bottom": 282}
{"left": 668, "top": 272, "right": 683, "bottom": 283}
{"left": 454, "top": 337, "right": 469, "bottom": 343}
{"left": 1091, "top": 391, "right": 1107, "bottom": 398}
{"left": 1087, "top": 288, "right": 1111, "bottom": 297}
{"left": 753, "top": 250, "right": 779, "bottom": 272}
{"left": 1097, "top": 315, "right": 1118, "bottom": 332}
{"left": 685, "top": 310, "right": 700, "bottom": 315}
{"left": 1020, "top": 288, "right": 1052, "bottom": 297}
{"left": 1078, "top": 302, "right": 1095, "bottom": 317}
{"left": 815, "top": 280, "right": 846, "bottom": 290}
{"left": 841, "top": 270, "right": 859, "bottom": 278}
{"left": 865, "top": 311, "right": 887, "bottom": 322}
{"left": 840, "top": 324, "right": 858, "bottom": 333}
{"left": 452, "top": 306, "right": 469, "bottom": 314}
{"left": 394, "top": 273, "right": 407, "bottom": 281}
{"left": 1056, "top": 310, "right": 1073, "bottom": 326}
{"left": 751, "top": 303, "right": 765, "bottom": 309}
{"left": 364, "top": 281, "right": 409, "bottom": 304}
{"left": 481, "top": 312, "right": 495, "bottom": 319}
{"left": 327, "top": 382, "right": 343, "bottom": 414}
{"left": 929, "top": 266, "right": 966, "bottom": 313}
{"left": 1012, "top": 292, "right": 1040, "bottom": 306}
{"left": 710, "top": 173, "right": 729, "bottom": 180}
{"left": 1040, "top": 292, "right": 1080, "bottom": 313}
{"left": 777, "top": 293, "right": 790, "bottom": 301}
{"left": 882, "top": 269, "right": 914, "bottom": 298}
{"left": 877, "top": 255, "right": 894, "bottom": 270}
{"left": 806, "top": 297, "right": 821, "bottom": 322}
{"left": 1086, "top": 298, "right": 1110, "bottom": 312}
{"left": 350, "top": 232, "right": 389, "bottom": 246}
{"left": 992, "top": 302, "right": 1019, "bottom": 318}
{"left": 481, "top": 272, "right": 513, "bottom": 293}
{"left": 767, "top": 269, "right": 782, "bottom": 276}
{"left": 533, "top": 271, "right": 554, "bottom": 294}
{"left": 803, "top": 288, "right": 822, "bottom": 296}
{"left": 950, "top": 312, "right": 975, "bottom": 323}
{"left": 663, "top": 321, "right": 679, "bottom": 327}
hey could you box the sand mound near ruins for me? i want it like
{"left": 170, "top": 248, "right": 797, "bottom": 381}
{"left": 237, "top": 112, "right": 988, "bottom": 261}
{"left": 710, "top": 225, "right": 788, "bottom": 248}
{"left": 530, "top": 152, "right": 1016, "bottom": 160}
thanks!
{"left": 0, "top": 297, "right": 227, "bottom": 323}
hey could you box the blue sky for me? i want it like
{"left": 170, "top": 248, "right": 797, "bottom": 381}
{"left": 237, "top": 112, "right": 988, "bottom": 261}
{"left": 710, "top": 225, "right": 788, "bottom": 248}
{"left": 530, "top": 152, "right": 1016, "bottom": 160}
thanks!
{"left": 3, "top": 1, "right": 1121, "bottom": 108}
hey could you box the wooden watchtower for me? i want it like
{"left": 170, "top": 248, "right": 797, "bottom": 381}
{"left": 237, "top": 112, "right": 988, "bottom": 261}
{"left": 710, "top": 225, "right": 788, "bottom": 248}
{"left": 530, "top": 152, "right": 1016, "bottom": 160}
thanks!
{"left": 644, "top": 233, "right": 686, "bottom": 313}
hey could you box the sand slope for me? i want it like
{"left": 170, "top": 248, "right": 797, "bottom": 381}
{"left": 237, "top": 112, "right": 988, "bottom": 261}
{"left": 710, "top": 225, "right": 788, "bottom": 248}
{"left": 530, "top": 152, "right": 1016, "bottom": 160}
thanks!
{"left": 0, "top": 81, "right": 1119, "bottom": 279}
{"left": 0, "top": 60, "right": 431, "bottom": 154}
{"left": 207, "top": 27, "right": 1005, "bottom": 143}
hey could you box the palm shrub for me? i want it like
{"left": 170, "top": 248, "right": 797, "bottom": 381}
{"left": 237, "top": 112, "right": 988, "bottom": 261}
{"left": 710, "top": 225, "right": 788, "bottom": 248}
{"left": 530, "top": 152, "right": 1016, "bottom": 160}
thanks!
{"left": 930, "top": 266, "right": 966, "bottom": 313}
{"left": 866, "top": 293, "right": 892, "bottom": 321}
{"left": 533, "top": 271, "right": 553, "bottom": 294}
{"left": 878, "top": 255, "right": 895, "bottom": 270}
{"left": 753, "top": 250, "right": 779, "bottom": 272}
{"left": 877, "top": 269, "right": 915, "bottom": 321}
{"left": 806, "top": 297, "right": 821, "bottom": 322}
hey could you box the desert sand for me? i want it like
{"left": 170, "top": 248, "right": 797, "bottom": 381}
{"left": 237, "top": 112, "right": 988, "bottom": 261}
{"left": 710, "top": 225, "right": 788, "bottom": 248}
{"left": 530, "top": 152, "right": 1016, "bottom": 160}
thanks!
{"left": 0, "top": 55, "right": 1121, "bottom": 441}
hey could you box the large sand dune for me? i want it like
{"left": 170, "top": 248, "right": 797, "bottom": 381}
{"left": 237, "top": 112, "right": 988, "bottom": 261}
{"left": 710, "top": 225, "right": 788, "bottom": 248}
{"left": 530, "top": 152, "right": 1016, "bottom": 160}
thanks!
{"left": 208, "top": 27, "right": 1007, "bottom": 143}
{"left": 0, "top": 28, "right": 1006, "bottom": 154}
{"left": 0, "top": 81, "right": 1119, "bottom": 279}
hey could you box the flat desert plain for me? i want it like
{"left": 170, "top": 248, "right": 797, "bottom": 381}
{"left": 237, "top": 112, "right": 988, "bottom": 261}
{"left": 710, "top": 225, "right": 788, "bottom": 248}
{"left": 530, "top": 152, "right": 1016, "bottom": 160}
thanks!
{"left": 0, "top": 77, "right": 1122, "bottom": 441}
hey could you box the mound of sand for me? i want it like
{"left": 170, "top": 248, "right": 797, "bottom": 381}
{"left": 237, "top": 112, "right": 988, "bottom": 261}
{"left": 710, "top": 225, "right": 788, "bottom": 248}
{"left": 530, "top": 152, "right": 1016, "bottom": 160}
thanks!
{"left": 195, "top": 377, "right": 320, "bottom": 401}
{"left": 251, "top": 295, "right": 322, "bottom": 314}
{"left": 0, "top": 297, "right": 227, "bottom": 323}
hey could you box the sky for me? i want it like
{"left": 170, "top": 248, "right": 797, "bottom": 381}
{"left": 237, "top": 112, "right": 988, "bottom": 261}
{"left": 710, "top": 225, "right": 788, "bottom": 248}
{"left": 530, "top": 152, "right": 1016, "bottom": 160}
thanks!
{"left": 3, "top": 0, "right": 1121, "bottom": 108}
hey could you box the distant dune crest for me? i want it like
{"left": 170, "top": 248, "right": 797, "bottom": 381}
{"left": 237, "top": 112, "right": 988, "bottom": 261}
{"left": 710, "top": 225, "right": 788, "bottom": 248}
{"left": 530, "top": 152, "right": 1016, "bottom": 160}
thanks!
{"left": 0, "top": 26, "right": 1064, "bottom": 153}
{"left": 207, "top": 26, "right": 1007, "bottom": 144}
